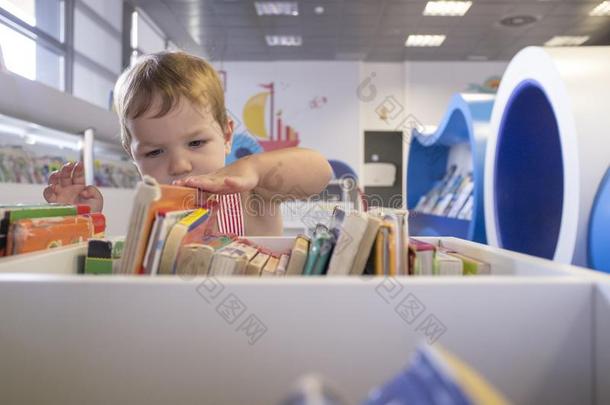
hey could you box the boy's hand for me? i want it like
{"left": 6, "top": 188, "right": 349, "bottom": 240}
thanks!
{"left": 173, "top": 169, "right": 259, "bottom": 195}
{"left": 43, "top": 161, "right": 104, "bottom": 212}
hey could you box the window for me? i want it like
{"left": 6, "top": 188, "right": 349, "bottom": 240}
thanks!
{"left": 129, "top": 8, "right": 167, "bottom": 66}
{"left": 0, "top": 0, "right": 65, "bottom": 90}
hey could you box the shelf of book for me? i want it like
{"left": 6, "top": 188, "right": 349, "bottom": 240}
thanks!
{"left": 407, "top": 93, "right": 494, "bottom": 244}
{"left": 0, "top": 236, "right": 594, "bottom": 277}
{"left": 485, "top": 46, "right": 610, "bottom": 267}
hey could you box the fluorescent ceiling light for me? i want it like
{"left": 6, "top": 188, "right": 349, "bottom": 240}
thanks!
{"left": 265, "top": 35, "right": 303, "bottom": 46}
{"left": 423, "top": 1, "right": 472, "bottom": 16}
{"left": 545, "top": 36, "right": 590, "bottom": 47}
{"left": 590, "top": 1, "right": 610, "bottom": 16}
{"left": 255, "top": 2, "right": 299, "bottom": 16}
{"left": 405, "top": 35, "right": 446, "bottom": 47}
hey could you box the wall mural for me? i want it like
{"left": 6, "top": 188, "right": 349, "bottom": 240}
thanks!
{"left": 242, "top": 82, "right": 301, "bottom": 151}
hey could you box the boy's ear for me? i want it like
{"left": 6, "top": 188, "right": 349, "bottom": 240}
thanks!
{"left": 224, "top": 118, "right": 235, "bottom": 155}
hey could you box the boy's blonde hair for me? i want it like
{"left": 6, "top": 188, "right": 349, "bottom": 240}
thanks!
{"left": 113, "top": 51, "right": 227, "bottom": 155}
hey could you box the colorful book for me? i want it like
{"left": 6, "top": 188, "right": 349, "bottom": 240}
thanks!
{"left": 85, "top": 237, "right": 124, "bottom": 275}
{"left": 8, "top": 213, "right": 104, "bottom": 255}
{"left": 118, "top": 176, "right": 210, "bottom": 274}
{"left": 364, "top": 344, "right": 509, "bottom": 405}
{"left": 0, "top": 204, "right": 89, "bottom": 256}
{"left": 142, "top": 209, "right": 193, "bottom": 275}
{"left": 158, "top": 208, "right": 212, "bottom": 275}
{"left": 303, "top": 225, "right": 334, "bottom": 276}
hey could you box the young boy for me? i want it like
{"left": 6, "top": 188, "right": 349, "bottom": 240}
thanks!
{"left": 43, "top": 51, "right": 332, "bottom": 236}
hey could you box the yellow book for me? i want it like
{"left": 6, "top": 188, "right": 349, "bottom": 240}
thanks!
{"left": 245, "top": 251, "right": 270, "bottom": 276}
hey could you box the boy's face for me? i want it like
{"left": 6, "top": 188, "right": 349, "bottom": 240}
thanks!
{"left": 127, "top": 96, "right": 233, "bottom": 185}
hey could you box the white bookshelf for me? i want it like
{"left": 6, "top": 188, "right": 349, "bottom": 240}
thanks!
{"left": 0, "top": 237, "right": 608, "bottom": 405}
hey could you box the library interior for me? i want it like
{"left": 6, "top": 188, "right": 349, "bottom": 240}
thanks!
{"left": 1, "top": 1, "right": 610, "bottom": 404}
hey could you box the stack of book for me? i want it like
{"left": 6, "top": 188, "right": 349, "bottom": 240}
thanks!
{"left": 91, "top": 177, "right": 490, "bottom": 276}
{"left": 0, "top": 203, "right": 105, "bottom": 256}
{"left": 414, "top": 165, "right": 474, "bottom": 220}
{"left": 409, "top": 238, "right": 490, "bottom": 276}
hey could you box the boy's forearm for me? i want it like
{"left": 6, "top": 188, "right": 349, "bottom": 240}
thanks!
{"left": 245, "top": 147, "right": 333, "bottom": 200}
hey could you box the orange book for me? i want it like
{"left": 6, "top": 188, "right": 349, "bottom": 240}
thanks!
{"left": 9, "top": 213, "right": 105, "bottom": 255}
{"left": 118, "top": 176, "right": 215, "bottom": 274}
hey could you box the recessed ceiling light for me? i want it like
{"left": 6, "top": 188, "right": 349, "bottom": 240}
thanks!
{"left": 255, "top": 2, "right": 299, "bottom": 16}
{"left": 590, "top": 1, "right": 610, "bottom": 16}
{"left": 265, "top": 35, "right": 303, "bottom": 46}
{"left": 545, "top": 35, "right": 590, "bottom": 47}
{"left": 423, "top": 1, "right": 472, "bottom": 17}
{"left": 499, "top": 15, "right": 538, "bottom": 27}
{"left": 405, "top": 35, "right": 446, "bottom": 47}
{"left": 314, "top": 6, "right": 325, "bottom": 15}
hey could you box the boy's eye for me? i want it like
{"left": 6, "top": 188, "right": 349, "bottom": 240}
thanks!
{"left": 144, "top": 149, "right": 163, "bottom": 158}
{"left": 188, "top": 140, "right": 206, "bottom": 148}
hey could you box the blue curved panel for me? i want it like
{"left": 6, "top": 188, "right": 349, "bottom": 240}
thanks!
{"left": 408, "top": 93, "right": 493, "bottom": 243}
{"left": 226, "top": 133, "right": 264, "bottom": 165}
{"left": 328, "top": 159, "right": 358, "bottom": 180}
{"left": 588, "top": 168, "right": 610, "bottom": 273}
{"left": 494, "top": 80, "right": 563, "bottom": 259}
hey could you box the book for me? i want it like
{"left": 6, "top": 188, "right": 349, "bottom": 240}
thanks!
{"left": 209, "top": 241, "right": 259, "bottom": 276}
{"left": 372, "top": 208, "right": 409, "bottom": 276}
{"left": 410, "top": 238, "right": 436, "bottom": 276}
{"left": 303, "top": 225, "right": 334, "bottom": 276}
{"left": 142, "top": 209, "right": 193, "bottom": 275}
{"left": 433, "top": 251, "right": 464, "bottom": 276}
{"left": 447, "top": 252, "right": 491, "bottom": 275}
{"left": 261, "top": 255, "right": 279, "bottom": 277}
{"left": 175, "top": 234, "right": 234, "bottom": 276}
{"left": 350, "top": 214, "right": 382, "bottom": 276}
{"left": 85, "top": 237, "right": 124, "bottom": 275}
{"left": 364, "top": 344, "right": 509, "bottom": 405}
{"left": 245, "top": 251, "right": 270, "bottom": 276}
{"left": 374, "top": 224, "right": 393, "bottom": 276}
{"left": 8, "top": 213, "right": 104, "bottom": 255}
{"left": 158, "top": 208, "right": 212, "bottom": 275}
{"left": 118, "top": 176, "right": 209, "bottom": 274}
{"left": 175, "top": 244, "right": 212, "bottom": 277}
{"left": 275, "top": 254, "right": 289, "bottom": 276}
{"left": 0, "top": 204, "right": 90, "bottom": 256}
{"left": 327, "top": 211, "right": 371, "bottom": 276}
{"left": 285, "top": 235, "right": 310, "bottom": 276}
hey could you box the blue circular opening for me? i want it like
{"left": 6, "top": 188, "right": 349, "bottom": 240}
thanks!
{"left": 494, "top": 80, "right": 564, "bottom": 259}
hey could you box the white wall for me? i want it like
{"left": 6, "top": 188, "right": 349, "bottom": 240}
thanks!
{"left": 404, "top": 61, "right": 508, "bottom": 126}
{"left": 218, "top": 61, "right": 362, "bottom": 177}
{"left": 218, "top": 60, "right": 507, "bottom": 181}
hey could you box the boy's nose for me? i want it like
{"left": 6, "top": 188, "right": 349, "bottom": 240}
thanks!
{"left": 169, "top": 156, "right": 192, "bottom": 178}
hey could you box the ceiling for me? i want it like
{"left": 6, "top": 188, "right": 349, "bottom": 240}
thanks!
{"left": 130, "top": 0, "right": 610, "bottom": 61}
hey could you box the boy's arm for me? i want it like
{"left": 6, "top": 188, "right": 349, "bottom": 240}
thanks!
{"left": 174, "top": 148, "right": 333, "bottom": 202}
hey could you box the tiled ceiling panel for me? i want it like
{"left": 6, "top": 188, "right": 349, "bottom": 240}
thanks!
{"left": 130, "top": 0, "right": 610, "bottom": 61}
